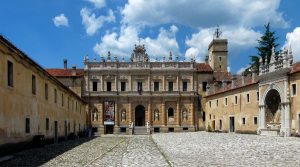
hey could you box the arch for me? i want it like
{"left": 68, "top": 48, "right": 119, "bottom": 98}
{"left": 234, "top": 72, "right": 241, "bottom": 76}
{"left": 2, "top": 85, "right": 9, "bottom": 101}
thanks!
{"left": 261, "top": 83, "right": 284, "bottom": 105}
{"left": 135, "top": 105, "right": 145, "bottom": 126}
{"left": 264, "top": 89, "right": 281, "bottom": 123}
{"left": 168, "top": 107, "right": 174, "bottom": 118}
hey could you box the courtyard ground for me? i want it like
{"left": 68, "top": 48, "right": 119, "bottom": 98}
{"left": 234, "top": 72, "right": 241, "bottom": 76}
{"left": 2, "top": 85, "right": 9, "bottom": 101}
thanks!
{"left": 0, "top": 132, "right": 299, "bottom": 167}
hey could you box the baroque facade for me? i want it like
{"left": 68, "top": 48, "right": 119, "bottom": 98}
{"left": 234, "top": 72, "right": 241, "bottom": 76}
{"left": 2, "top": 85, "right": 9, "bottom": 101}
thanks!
{"left": 83, "top": 45, "right": 210, "bottom": 134}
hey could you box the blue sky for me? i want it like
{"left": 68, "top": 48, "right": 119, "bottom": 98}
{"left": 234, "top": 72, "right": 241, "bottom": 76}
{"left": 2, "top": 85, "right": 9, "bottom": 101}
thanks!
{"left": 1, "top": 0, "right": 300, "bottom": 73}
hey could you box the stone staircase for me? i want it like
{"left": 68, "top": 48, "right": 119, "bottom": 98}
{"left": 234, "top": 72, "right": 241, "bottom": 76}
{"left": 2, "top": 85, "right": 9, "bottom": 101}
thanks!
{"left": 133, "top": 126, "right": 148, "bottom": 135}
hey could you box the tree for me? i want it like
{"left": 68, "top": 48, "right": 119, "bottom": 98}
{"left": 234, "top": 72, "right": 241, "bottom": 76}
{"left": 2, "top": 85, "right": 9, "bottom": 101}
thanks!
{"left": 250, "top": 23, "right": 279, "bottom": 73}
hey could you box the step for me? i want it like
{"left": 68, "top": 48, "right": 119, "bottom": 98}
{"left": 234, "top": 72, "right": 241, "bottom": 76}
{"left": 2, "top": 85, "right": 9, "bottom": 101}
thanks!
{"left": 134, "top": 126, "right": 149, "bottom": 135}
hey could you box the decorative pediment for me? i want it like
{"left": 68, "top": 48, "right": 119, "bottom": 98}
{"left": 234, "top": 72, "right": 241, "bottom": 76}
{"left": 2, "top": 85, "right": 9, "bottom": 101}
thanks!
{"left": 119, "top": 75, "right": 128, "bottom": 80}
{"left": 104, "top": 75, "right": 115, "bottom": 80}
{"left": 166, "top": 75, "right": 176, "bottom": 80}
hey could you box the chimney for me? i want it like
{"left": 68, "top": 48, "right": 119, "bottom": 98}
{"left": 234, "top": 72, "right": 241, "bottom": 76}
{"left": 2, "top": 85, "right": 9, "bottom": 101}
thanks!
{"left": 252, "top": 72, "right": 257, "bottom": 83}
{"left": 242, "top": 74, "right": 245, "bottom": 86}
{"left": 72, "top": 65, "right": 76, "bottom": 76}
{"left": 64, "top": 59, "right": 67, "bottom": 70}
{"left": 231, "top": 75, "right": 237, "bottom": 89}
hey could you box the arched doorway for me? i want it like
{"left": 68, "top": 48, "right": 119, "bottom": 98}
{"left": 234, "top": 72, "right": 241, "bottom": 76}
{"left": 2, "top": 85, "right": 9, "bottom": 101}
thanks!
{"left": 135, "top": 105, "right": 145, "bottom": 126}
{"left": 265, "top": 89, "right": 281, "bottom": 124}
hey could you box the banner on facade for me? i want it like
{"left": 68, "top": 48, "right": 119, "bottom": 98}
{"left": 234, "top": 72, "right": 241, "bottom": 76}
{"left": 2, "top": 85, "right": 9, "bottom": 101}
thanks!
{"left": 104, "top": 101, "right": 115, "bottom": 125}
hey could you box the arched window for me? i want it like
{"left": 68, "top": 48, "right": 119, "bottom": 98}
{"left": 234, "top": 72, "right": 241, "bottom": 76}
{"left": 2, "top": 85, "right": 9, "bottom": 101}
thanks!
{"left": 168, "top": 108, "right": 174, "bottom": 118}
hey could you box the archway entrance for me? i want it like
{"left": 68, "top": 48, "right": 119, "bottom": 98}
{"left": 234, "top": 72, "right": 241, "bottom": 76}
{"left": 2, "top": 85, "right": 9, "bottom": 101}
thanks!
{"left": 135, "top": 105, "right": 145, "bottom": 126}
{"left": 265, "top": 89, "right": 281, "bottom": 124}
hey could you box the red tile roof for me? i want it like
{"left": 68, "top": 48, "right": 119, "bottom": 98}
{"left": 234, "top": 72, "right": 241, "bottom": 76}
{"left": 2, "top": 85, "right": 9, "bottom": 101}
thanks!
{"left": 291, "top": 62, "right": 300, "bottom": 73}
{"left": 213, "top": 72, "right": 232, "bottom": 82}
{"left": 196, "top": 63, "right": 213, "bottom": 73}
{"left": 206, "top": 74, "right": 258, "bottom": 97}
{"left": 46, "top": 69, "right": 84, "bottom": 77}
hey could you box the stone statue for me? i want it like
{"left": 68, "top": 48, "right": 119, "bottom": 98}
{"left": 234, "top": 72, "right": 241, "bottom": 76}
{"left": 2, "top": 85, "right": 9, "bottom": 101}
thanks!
{"left": 183, "top": 109, "right": 188, "bottom": 120}
{"left": 154, "top": 109, "right": 159, "bottom": 120}
{"left": 121, "top": 109, "right": 126, "bottom": 121}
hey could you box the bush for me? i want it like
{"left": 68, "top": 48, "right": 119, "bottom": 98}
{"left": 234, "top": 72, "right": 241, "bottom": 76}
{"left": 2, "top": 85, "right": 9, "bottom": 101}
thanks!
{"left": 207, "top": 125, "right": 212, "bottom": 132}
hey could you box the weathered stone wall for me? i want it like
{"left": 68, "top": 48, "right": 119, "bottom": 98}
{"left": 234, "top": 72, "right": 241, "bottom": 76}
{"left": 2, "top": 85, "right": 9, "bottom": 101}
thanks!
{"left": 0, "top": 40, "right": 87, "bottom": 146}
{"left": 205, "top": 84, "right": 259, "bottom": 133}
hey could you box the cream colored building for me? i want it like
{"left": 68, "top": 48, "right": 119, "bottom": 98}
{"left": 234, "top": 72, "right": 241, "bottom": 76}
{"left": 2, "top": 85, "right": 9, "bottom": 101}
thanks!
{"left": 82, "top": 45, "right": 213, "bottom": 134}
{"left": 205, "top": 45, "right": 300, "bottom": 137}
{"left": 0, "top": 35, "right": 87, "bottom": 151}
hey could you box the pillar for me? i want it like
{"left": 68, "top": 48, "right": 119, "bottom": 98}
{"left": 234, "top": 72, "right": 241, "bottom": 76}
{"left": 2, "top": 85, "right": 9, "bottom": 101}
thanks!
{"left": 285, "top": 103, "right": 291, "bottom": 136}
{"left": 114, "top": 98, "right": 119, "bottom": 134}
{"left": 258, "top": 105, "right": 266, "bottom": 130}
{"left": 148, "top": 100, "right": 152, "bottom": 124}
{"left": 162, "top": 102, "right": 166, "bottom": 127}
{"left": 176, "top": 100, "right": 180, "bottom": 126}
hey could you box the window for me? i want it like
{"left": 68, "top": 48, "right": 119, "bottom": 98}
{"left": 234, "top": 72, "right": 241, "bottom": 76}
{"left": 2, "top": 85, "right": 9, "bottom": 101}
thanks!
{"left": 121, "top": 82, "right": 126, "bottom": 91}
{"left": 25, "top": 118, "right": 30, "bottom": 133}
{"left": 256, "top": 91, "right": 259, "bottom": 101}
{"left": 32, "top": 75, "right": 36, "bottom": 95}
{"left": 234, "top": 95, "right": 238, "bottom": 105}
{"left": 45, "top": 83, "right": 48, "bottom": 100}
{"left": 209, "top": 101, "right": 211, "bottom": 108}
{"left": 219, "top": 65, "right": 222, "bottom": 69}
{"left": 92, "top": 81, "right": 97, "bottom": 91}
{"left": 46, "top": 118, "right": 49, "bottom": 131}
{"left": 154, "top": 82, "right": 159, "bottom": 91}
{"left": 168, "top": 108, "right": 174, "bottom": 117}
{"left": 107, "top": 82, "right": 112, "bottom": 91}
{"left": 246, "top": 93, "right": 250, "bottom": 103}
{"left": 224, "top": 97, "right": 228, "bottom": 106}
{"left": 292, "top": 83, "right": 297, "bottom": 96}
{"left": 254, "top": 117, "right": 258, "bottom": 125}
{"left": 219, "top": 120, "right": 222, "bottom": 130}
{"left": 54, "top": 89, "right": 57, "bottom": 103}
{"left": 168, "top": 82, "right": 173, "bottom": 91}
{"left": 219, "top": 56, "right": 222, "bottom": 62}
{"left": 137, "top": 82, "right": 143, "bottom": 92}
{"left": 202, "top": 112, "right": 205, "bottom": 122}
{"left": 7, "top": 61, "right": 13, "bottom": 87}
{"left": 202, "top": 82, "right": 207, "bottom": 92}
{"left": 61, "top": 93, "right": 64, "bottom": 106}
{"left": 183, "top": 81, "right": 187, "bottom": 91}
{"left": 216, "top": 100, "right": 218, "bottom": 106}
{"left": 209, "top": 114, "right": 211, "bottom": 120}
{"left": 242, "top": 118, "right": 246, "bottom": 125}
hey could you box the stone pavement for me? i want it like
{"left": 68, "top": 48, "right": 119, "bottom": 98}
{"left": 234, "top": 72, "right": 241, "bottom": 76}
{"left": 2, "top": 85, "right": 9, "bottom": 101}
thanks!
{"left": 152, "top": 132, "right": 300, "bottom": 167}
{"left": 1, "top": 132, "right": 300, "bottom": 167}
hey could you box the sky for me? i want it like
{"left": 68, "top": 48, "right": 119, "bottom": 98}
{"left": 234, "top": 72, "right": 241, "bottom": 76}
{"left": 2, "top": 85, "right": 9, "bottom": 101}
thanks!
{"left": 1, "top": 0, "right": 300, "bottom": 73}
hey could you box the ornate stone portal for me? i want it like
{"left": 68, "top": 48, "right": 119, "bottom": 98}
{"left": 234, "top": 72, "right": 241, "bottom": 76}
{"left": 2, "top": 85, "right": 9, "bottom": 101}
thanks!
{"left": 258, "top": 47, "right": 293, "bottom": 137}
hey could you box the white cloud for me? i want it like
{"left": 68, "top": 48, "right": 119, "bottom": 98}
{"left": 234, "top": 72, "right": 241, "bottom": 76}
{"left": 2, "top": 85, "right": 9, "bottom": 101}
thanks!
{"left": 80, "top": 8, "right": 115, "bottom": 36}
{"left": 53, "top": 14, "right": 69, "bottom": 27}
{"left": 283, "top": 27, "right": 300, "bottom": 62}
{"left": 122, "top": 0, "right": 289, "bottom": 28}
{"left": 93, "top": 25, "right": 180, "bottom": 59}
{"left": 185, "top": 26, "right": 261, "bottom": 62}
{"left": 85, "top": 0, "right": 106, "bottom": 9}
{"left": 237, "top": 65, "right": 250, "bottom": 74}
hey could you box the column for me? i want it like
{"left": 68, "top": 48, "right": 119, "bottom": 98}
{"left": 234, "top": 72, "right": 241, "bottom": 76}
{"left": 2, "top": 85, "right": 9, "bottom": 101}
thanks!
{"left": 148, "top": 100, "right": 152, "bottom": 124}
{"left": 128, "top": 101, "right": 132, "bottom": 123}
{"left": 280, "top": 104, "right": 285, "bottom": 131}
{"left": 176, "top": 100, "right": 180, "bottom": 126}
{"left": 259, "top": 105, "right": 266, "bottom": 130}
{"left": 285, "top": 103, "right": 291, "bottom": 136}
{"left": 115, "top": 99, "right": 119, "bottom": 126}
{"left": 162, "top": 102, "right": 166, "bottom": 126}
{"left": 191, "top": 100, "right": 195, "bottom": 127}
